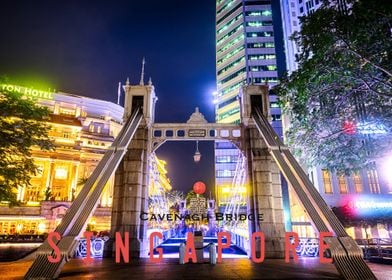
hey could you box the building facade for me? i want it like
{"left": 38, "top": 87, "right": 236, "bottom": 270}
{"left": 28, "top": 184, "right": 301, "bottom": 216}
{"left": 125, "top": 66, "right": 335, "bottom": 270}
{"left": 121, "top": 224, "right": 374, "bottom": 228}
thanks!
{"left": 279, "top": 1, "right": 392, "bottom": 240}
{"left": 215, "top": 0, "right": 286, "bottom": 208}
{"left": 0, "top": 83, "right": 172, "bottom": 236}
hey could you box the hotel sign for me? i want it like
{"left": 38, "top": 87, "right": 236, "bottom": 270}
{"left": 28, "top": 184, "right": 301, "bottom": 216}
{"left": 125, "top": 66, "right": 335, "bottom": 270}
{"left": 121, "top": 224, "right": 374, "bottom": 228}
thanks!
{"left": 1, "top": 84, "right": 54, "bottom": 100}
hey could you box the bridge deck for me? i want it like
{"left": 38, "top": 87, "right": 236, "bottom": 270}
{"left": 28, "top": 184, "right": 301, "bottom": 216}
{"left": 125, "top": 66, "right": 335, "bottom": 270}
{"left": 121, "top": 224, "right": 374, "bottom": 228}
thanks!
{"left": 1, "top": 258, "right": 347, "bottom": 280}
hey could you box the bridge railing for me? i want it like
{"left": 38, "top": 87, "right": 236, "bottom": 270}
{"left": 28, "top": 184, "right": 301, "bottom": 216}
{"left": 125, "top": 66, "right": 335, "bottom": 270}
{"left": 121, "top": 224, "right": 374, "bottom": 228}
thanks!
{"left": 229, "top": 231, "right": 249, "bottom": 254}
{"left": 148, "top": 229, "right": 173, "bottom": 249}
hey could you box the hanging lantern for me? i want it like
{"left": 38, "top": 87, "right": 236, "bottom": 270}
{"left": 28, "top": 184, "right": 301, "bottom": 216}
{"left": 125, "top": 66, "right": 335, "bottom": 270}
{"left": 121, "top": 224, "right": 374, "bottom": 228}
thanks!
{"left": 193, "top": 181, "right": 206, "bottom": 195}
{"left": 193, "top": 141, "right": 201, "bottom": 163}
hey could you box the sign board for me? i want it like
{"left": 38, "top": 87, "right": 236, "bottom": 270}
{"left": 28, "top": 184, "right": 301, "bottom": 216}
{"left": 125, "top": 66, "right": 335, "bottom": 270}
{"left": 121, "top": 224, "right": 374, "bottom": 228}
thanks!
{"left": 1, "top": 84, "right": 54, "bottom": 100}
{"left": 188, "top": 129, "right": 206, "bottom": 137}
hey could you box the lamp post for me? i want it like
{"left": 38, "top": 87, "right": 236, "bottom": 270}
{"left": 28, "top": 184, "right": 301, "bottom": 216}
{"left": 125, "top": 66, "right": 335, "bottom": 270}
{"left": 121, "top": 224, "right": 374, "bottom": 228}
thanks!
{"left": 193, "top": 141, "right": 201, "bottom": 163}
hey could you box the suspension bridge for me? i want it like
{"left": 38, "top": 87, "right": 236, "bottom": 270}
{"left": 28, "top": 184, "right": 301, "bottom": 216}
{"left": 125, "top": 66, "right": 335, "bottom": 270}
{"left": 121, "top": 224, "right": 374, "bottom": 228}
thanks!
{"left": 23, "top": 80, "right": 377, "bottom": 279}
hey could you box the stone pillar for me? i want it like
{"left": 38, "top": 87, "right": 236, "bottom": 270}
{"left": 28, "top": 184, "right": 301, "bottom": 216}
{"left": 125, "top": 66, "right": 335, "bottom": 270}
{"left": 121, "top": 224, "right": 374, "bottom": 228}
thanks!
{"left": 69, "top": 162, "right": 79, "bottom": 201}
{"left": 105, "top": 127, "right": 149, "bottom": 258}
{"left": 246, "top": 127, "right": 285, "bottom": 258}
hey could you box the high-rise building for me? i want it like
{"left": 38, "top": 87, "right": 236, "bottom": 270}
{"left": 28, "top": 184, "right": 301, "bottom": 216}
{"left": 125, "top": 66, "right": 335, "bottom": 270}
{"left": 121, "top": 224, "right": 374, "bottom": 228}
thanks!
{"left": 280, "top": 0, "right": 322, "bottom": 74}
{"left": 214, "top": 0, "right": 286, "bottom": 207}
{"left": 279, "top": 0, "right": 392, "bottom": 239}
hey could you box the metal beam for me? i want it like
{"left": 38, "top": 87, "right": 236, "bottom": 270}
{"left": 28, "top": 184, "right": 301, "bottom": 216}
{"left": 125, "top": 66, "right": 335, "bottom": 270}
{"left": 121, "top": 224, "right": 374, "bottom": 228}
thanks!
{"left": 24, "top": 108, "right": 143, "bottom": 280}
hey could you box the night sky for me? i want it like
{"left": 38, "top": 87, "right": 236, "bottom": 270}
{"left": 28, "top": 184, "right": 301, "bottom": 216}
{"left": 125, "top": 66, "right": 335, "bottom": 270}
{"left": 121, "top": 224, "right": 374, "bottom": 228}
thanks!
{"left": 0, "top": 0, "right": 217, "bottom": 195}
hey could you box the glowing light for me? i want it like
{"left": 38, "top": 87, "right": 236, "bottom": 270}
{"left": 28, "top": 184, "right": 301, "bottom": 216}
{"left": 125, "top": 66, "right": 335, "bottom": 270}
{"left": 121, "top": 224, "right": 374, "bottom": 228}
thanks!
{"left": 351, "top": 200, "right": 392, "bottom": 209}
{"left": 344, "top": 195, "right": 392, "bottom": 218}
{"left": 222, "top": 187, "right": 230, "bottom": 193}
{"left": 342, "top": 121, "right": 356, "bottom": 135}
{"left": 16, "top": 224, "right": 23, "bottom": 233}
{"left": 0, "top": 84, "right": 54, "bottom": 100}
{"left": 193, "top": 181, "right": 206, "bottom": 195}
{"left": 380, "top": 156, "right": 392, "bottom": 193}
{"left": 212, "top": 91, "right": 218, "bottom": 96}
{"left": 55, "top": 167, "right": 68, "bottom": 179}
{"left": 38, "top": 222, "right": 46, "bottom": 233}
{"left": 357, "top": 122, "right": 387, "bottom": 134}
{"left": 212, "top": 99, "right": 219, "bottom": 104}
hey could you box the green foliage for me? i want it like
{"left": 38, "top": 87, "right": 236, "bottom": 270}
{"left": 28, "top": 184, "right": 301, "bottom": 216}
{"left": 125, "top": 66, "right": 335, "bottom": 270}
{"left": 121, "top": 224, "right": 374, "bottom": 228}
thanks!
{"left": 0, "top": 78, "right": 53, "bottom": 205}
{"left": 277, "top": 0, "right": 392, "bottom": 174}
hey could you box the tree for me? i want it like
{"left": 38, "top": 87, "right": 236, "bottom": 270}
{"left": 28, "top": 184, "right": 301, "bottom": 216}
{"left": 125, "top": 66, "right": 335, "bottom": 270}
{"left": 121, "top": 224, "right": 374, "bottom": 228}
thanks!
{"left": 277, "top": 0, "right": 392, "bottom": 174}
{"left": 0, "top": 80, "right": 53, "bottom": 205}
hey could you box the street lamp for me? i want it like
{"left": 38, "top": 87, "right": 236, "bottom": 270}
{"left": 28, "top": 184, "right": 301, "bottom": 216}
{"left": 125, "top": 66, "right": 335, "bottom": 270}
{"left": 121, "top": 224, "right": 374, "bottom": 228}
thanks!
{"left": 193, "top": 141, "right": 201, "bottom": 163}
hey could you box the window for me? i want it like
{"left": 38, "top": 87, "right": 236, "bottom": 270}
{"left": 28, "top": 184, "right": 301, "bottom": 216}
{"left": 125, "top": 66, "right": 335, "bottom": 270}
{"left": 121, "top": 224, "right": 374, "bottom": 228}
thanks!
{"left": 248, "top": 54, "right": 276, "bottom": 60}
{"left": 216, "top": 170, "right": 235, "bottom": 178}
{"left": 217, "top": 24, "right": 243, "bottom": 46}
{"left": 216, "top": 156, "right": 238, "bottom": 163}
{"left": 217, "top": 3, "right": 242, "bottom": 24}
{"left": 246, "top": 21, "right": 273, "bottom": 27}
{"left": 322, "top": 169, "right": 333, "bottom": 194}
{"left": 219, "top": 68, "right": 246, "bottom": 84}
{"left": 217, "top": 14, "right": 242, "bottom": 34}
{"left": 338, "top": 175, "right": 348, "bottom": 194}
{"left": 253, "top": 77, "right": 279, "bottom": 84}
{"left": 270, "top": 102, "right": 279, "bottom": 108}
{"left": 217, "top": 57, "right": 245, "bottom": 76}
{"left": 245, "top": 9, "right": 273, "bottom": 17}
{"left": 89, "top": 124, "right": 94, "bottom": 133}
{"left": 367, "top": 169, "right": 380, "bottom": 194}
{"left": 249, "top": 65, "right": 277, "bottom": 72}
{"left": 217, "top": 107, "right": 240, "bottom": 121}
{"left": 265, "top": 42, "right": 274, "bottom": 48}
{"left": 63, "top": 132, "right": 69, "bottom": 138}
{"left": 97, "top": 126, "right": 102, "bottom": 134}
{"left": 220, "top": 81, "right": 243, "bottom": 96}
{"left": 59, "top": 108, "right": 75, "bottom": 116}
{"left": 55, "top": 167, "right": 68, "bottom": 180}
{"left": 353, "top": 173, "right": 363, "bottom": 193}
{"left": 217, "top": 45, "right": 244, "bottom": 65}
{"left": 300, "top": 7, "right": 304, "bottom": 13}
{"left": 218, "top": 96, "right": 238, "bottom": 109}
{"left": 246, "top": 32, "right": 273, "bottom": 38}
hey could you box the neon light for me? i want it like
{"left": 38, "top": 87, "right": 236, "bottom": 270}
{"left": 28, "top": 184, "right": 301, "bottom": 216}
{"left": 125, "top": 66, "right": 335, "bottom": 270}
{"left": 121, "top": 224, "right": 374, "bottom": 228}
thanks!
{"left": 351, "top": 200, "right": 392, "bottom": 209}
{"left": 357, "top": 122, "right": 387, "bottom": 134}
{"left": 1, "top": 84, "right": 54, "bottom": 100}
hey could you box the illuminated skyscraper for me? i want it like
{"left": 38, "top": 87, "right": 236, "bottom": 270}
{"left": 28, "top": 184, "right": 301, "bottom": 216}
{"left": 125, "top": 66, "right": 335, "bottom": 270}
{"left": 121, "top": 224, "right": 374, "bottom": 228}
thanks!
{"left": 279, "top": 0, "right": 391, "bottom": 239}
{"left": 215, "top": 0, "right": 286, "bottom": 206}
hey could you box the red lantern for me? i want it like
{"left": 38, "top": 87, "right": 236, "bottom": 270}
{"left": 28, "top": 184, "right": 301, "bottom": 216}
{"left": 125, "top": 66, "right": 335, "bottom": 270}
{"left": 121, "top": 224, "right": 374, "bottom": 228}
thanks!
{"left": 193, "top": 181, "right": 206, "bottom": 195}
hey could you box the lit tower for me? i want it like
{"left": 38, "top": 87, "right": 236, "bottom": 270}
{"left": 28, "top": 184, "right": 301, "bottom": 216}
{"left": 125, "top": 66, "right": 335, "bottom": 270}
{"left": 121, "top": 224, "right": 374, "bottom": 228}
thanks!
{"left": 214, "top": 0, "right": 286, "bottom": 207}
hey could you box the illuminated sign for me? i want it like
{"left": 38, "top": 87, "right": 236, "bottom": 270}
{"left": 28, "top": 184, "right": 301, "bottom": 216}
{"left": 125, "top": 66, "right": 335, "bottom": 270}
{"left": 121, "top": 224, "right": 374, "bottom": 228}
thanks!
{"left": 345, "top": 195, "right": 392, "bottom": 219}
{"left": 350, "top": 200, "right": 392, "bottom": 209}
{"left": 1, "top": 84, "right": 54, "bottom": 100}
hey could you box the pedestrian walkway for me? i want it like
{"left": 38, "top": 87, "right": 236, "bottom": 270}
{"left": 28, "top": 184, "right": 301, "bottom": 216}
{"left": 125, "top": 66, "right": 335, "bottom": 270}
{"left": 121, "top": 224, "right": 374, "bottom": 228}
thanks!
{"left": 0, "top": 257, "right": 389, "bottom": 280}
{"left": 155, "top": 236, "right": 248, "bottom": 258}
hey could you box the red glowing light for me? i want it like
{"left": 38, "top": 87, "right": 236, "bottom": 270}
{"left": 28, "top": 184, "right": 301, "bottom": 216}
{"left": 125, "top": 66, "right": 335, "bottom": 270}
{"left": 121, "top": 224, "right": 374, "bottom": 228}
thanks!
{"left": 193, "top": 181, "right": 206, "bottom": 195}
{"left": 343, "top": 121, "right": 356, "bottom": 135}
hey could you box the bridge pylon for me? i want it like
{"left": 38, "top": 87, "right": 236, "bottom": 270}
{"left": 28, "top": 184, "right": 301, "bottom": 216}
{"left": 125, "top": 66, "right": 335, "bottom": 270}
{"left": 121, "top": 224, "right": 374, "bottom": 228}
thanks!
{"left": 104, "top": 78, "right": 157, "bottom": 258}
{"left": 241, "top": 85, "right": 286, "bottom": 258}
